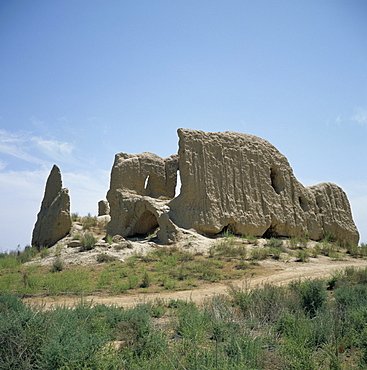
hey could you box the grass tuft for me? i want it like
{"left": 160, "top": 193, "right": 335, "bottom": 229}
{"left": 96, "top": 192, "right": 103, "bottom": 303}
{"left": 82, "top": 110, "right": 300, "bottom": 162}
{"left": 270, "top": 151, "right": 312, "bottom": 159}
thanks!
{"left": 80, "top": 232, "right": 97, "bottom": 251}
{"left": 51, "top": 257, "right": 64, "bottom": 273}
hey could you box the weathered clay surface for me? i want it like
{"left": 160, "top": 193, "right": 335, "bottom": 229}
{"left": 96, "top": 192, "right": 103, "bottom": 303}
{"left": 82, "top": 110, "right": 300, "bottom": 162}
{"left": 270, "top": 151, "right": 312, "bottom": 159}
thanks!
{"left": 98, "top": 200, "right": 110, "bottom": 216}
{"left": 168, "top": 129, "right": 359, "bottom": 245}
{"left": 109, "top": 152, "right": 178, "bottom": 199}
{"left": 308, "top": 183, "right": 359, "bottom": 245}
{"left": 106, "top": 129, "right": 359, "bottom": 246}
{"left": 106, "top": 152, "right": 181, "bottom": 244}
{"left": 32, "top": 165, "right": 72, "bottom": 249}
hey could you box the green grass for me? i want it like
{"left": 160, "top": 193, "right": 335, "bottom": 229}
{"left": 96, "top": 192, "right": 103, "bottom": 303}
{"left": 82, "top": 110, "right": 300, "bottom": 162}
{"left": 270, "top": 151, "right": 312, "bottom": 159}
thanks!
{"left": 250, "top": 247, "right": 269, "bottom": 261}
{"left": 105, "top": 234, "right": 113, "bottom": 244}
{"left": 3, "top": 267, "right": 367, "bottom": 369}
{"left": 0, "top": 264, "right": 93, "bottom": 296}
{"left": 51, "top": 257, "right": 63, "bottom": 272}
{"left": 288, "top": 236, "right": 309, "bottom": 249}
{"left": 0, "top": 244, "right": 55, "bottom": 269}
{"left": 96, "top": 252, "right": 116, "bottom": 263}
{"left": 2, "top": 231, "right": 366, "bottom": 369}
{"left": 243, "top": 233, "right": 259, "bottom": 244}
{"left": 346, "top": 242, "right": 367, "bottom": 258}
{"left": 0, "top": 246, "right": 248, "bottom": 297}
{"left": 296, "top": 249, "right": 309, "bottom": 262}
{"left": 0, "top": 235, "right": 363, "bottom": 299}
{"left": 266, "top": 237, "right": 283, "bottom": 248}
{"left": 81, "top": 214, "right": 98, "bottom": 229}
{"left": 71, "top": 212, "right": 79, "bottom": 222}
{"left": 0, "top": 253, "right": 20, "bottom": 269}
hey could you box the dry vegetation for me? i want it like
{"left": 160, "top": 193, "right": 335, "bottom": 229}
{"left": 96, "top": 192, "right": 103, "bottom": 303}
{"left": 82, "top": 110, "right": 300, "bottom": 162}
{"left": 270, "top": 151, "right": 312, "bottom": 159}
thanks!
{"left": 3, "top": 266, "right": 367, "bottom": 368}
{"left": 1, "top": 216, "right": 366, "bottom": 299}
{"left": 2, "top": 215, "right": 367, "bottom": 368}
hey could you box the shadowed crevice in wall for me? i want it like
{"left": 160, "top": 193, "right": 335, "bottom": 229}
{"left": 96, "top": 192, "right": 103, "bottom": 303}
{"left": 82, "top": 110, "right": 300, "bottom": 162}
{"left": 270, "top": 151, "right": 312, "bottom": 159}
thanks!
{"left": 132, "top": 210, "right": 159, "bottom": 236}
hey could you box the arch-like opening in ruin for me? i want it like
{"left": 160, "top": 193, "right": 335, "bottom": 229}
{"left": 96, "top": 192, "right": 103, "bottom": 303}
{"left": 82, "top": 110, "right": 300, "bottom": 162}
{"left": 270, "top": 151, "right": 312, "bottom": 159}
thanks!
{"left": 270, "top": 167, "right": 284, "bottom": 194}
{"left": 144, "top": 175, "right": 150, "bottom": 190}
{"left": 262, "top": 224, "right": 279, "bottom": 238}
{"left": 132, "top": 210, "right": 159, "bottom": 236}
{"left": 174, "top": 170, "right": 181, "bottom": 198}
{"left": 219, "top": 223, "right": 239, "bottom": 236}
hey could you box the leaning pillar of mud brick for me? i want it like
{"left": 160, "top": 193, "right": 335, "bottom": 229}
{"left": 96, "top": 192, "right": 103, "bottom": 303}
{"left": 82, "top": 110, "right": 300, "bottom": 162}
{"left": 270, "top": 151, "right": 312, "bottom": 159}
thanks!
{"left": 32, "top": 164, "right": 72, "bottom": 249}
{"left": 106, "top": 152, "right": 181, "bottom": 244}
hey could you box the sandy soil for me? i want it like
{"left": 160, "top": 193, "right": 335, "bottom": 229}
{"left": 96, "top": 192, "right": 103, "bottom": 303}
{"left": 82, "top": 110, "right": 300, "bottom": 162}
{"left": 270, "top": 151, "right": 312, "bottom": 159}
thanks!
{"left": 24, "top": 255, "right": 367, "bottom": 310}
{"left": 24, "top": 220, "right": 367, "bottom": 309}
{"left": 26, "top": 224, "right": 215, "bottom": 267}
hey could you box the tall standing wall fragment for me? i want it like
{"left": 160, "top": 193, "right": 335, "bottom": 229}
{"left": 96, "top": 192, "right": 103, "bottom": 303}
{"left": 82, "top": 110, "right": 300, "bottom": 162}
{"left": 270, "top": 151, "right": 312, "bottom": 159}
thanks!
{"left": 168, "top": 129, "right": 359, "bottom": 245}
{"left": 31, "top": 165, "right": 71, "bottom": 249}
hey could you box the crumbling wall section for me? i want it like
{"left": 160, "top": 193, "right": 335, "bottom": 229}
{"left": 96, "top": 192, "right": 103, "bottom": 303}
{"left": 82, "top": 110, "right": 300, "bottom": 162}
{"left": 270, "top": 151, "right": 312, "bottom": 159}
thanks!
{"left": 106, "top": 152, "right": 180, "bottom": 243}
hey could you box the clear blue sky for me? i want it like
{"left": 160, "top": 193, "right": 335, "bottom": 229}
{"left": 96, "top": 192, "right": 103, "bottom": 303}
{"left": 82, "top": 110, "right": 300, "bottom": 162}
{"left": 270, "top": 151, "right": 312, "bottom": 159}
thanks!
{"left": 0, "top": 1, "right": 366, "bottom": 252}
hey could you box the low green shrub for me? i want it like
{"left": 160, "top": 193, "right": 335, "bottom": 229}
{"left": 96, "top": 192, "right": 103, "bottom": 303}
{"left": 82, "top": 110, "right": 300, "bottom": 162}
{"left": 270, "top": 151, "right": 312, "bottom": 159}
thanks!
{"left": 334, "top": 283, "right": 367, "bottom": 310}
{"left": 140, "top": 271, "right": 151, "bottom": 288}
{"left": 96, "top": 253, "right": 116, "bottom": 263}
{"left": 225, "top": 332, "right": 264, "bottom": 368}
{"left": 269, "top": 246, "right": 282, "bottom": 260}
{"left": 177, "top": 302, "right": 207, "bottom": 342}
{"left": 0, "top": 293, "right": 47, "bottom": 368}
{"left": 267, "top": 237, "right": 283, "bottom": 248}
{"left": 318, "top": 241, "right": 338, "bottom": 257}
{"left": 290, "top": 279, "right": 327, "bottom": 317}
{"left": 0, "top": 253, "right": 20, "bottom": 269}
{"left": 151, "top": 299, "right": 166, "bottom": 318}
{"left": 128, "top": 274, "right": 139, "bottom": 289}
{"left": 288, "top": 236, "right": 309, "bottom": 250}
{"left": 347, "top": 243, "right": 367, "bottom": 258}
{"left": 192, "top": 259, "right": 223, "bottom": 281}
{"left": 72, "top": 233, "right": 81, "bottom": 240}
{"left": 4, "top": 270, "right": 367, "bottom": 369}
{"left": 44, "top": 268, "right": 92, "bottom": 295}
{"left": 296, "top": 249, "right": 309, "bottom": 262}
{"left": 214, "top": 239, "right": 247, "bottom": 258}
{"left": 309, "top": 245, "right": 320, "bottom": 258}
{"left": 161, "top": 277, "right": 178, "bottom": 290}
{"left": 235, "top": 258, "right": 249, "bottom": 270}
{"left": 243, "top": 234, "right": 259, "bottom": 244}
{"left": 51, "top": 257, "right": 63, "bottom": 272}
{"left": 17, "top": 245, "right": 38, "bottom": 263}
{"left": 80, "top": 232, "right": 96, "bottom": 251}
{"left": 348, "top": 266, "right": 367, "bottom": 284}
{"left": 250, "top": 247, "right": 268, "bottom": 261}
{"left": 230, "top": 283, "right": 292, "bottom": 325}
{"left": 40, "top": 247, "right": 50, "bottom": 258}
{"left": 323, "top": 231, "right": 336, "bottom": 243}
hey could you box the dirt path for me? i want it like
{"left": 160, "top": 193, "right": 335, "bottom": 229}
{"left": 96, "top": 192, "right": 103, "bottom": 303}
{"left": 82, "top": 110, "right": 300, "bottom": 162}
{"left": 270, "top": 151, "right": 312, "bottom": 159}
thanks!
{"left": 24, "top": 257, "right": 367, "bottom": 309}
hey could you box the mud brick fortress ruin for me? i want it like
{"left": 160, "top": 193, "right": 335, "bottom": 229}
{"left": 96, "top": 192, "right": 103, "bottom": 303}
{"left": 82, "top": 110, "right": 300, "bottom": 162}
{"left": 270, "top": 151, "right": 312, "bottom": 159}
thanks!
{"left": 32, "top": 129, "right": 360, "bottom": 249}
